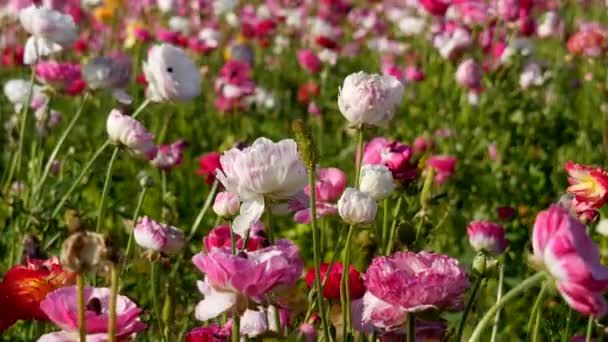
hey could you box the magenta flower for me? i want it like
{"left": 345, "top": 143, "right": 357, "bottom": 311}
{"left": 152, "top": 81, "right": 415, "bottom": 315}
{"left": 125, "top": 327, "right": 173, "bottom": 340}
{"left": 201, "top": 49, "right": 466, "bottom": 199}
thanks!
{"left": 214, "top": 60, "right": 256, "bottom": 112}
{"left": 192, "top": 239, "right": 303, "bottom": 320}
{"left": 150, "top": 139, "right": 188, "bottom": 171}
{"left": 297, "top": 49, "right": 322, "bottom": 74}
{"left": 365, "top": 251, "right": 469, "bottom": 312}
{"left": 532, "top": 205, "right": 608, "bottom": 316}
{"left": 106, "top": 109, "right": 157, "bottom": 160}
{"left": 185, "top": 323, "right": 225, "bottom": 342}
{"left": 420, "top": 0, "right": 450, "bottom": 16}
{"left": 38, "top": 286, "right": 146, "bottom": 341}
{"left": 467, "top": 221, "right": 508, "bottom": 255}
{"left": 203, "top": 223, "right": 267, "bottom": 252}
{"left": 362, "top": 137, "right": 417, "bottom": 181}
{"left": 426, "top": 155, "right": 457, "bottom": 185}
{"left": 35, "top": 61, "right": 85, "bottom": 95}
{"left": 133, "top": 216, "right": 185, "bottom": 255}
{"left": 293, "top": 168, "right": 346, "bottom": 224}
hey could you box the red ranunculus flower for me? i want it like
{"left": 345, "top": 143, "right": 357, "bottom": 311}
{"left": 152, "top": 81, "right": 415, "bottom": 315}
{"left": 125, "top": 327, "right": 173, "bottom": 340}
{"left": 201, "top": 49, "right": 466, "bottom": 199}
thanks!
{"left": 197, "top": 152, "right": 222, "bottom": 185}
{"left": 305, "top": 262, "right": 365, "bottom": 300}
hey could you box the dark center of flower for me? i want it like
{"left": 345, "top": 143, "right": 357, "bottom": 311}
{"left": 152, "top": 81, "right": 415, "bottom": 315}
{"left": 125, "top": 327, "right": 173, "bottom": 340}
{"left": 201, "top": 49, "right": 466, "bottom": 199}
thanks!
{"left": 86, "top": 297, "right": 102, "bottom": 315}
{"left": 167, "top": 67, "right": 173, "bottom": 73}
{"left": 237, "top": 251, "right": 248, "bottom": 259}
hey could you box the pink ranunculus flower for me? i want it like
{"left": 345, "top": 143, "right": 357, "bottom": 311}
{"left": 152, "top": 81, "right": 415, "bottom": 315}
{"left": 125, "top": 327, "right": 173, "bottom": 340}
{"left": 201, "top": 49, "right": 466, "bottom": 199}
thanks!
{"left": 455, "top": 58, "right": 483, "bottom": 90}
{"left": 420, "top": 0, "right": 450, "bottom": 16}
{"left": 203, "top": 223, "right": 267, "bottom": 252}
{"left": 565, "top": 161, "right": 608, "bottom": 210}
{"left": 363, "top": 137, "right": 417, "bottom": 181}
{"left": 38, "top": 286, "right": 147, "bottom": 341}
{"left": 214, "top": 60, "right": 256, "bottom": 112}
{"left": 106, "top": 109, "right": 157, "bottom": 160}
{"left": 213, "top": 191, "right": 241, "bottom": 218}
{"left": 133, "top": 216, "right": 185, "bottom": 255}
{"left": 467, "top": 221, "right": 508, "bottom": 255}
{"left": 192, "top": 239, "right": 303, "bottom": 321}
{"left": 293, "top": 167, "right": 347, "bottom": 224}
{"left": 426, "top": 155, "right": 457, "bottom": 185}
{"left": 150, "top": 139, "right": 188, "bottom": 171}
{"left": 497, "top": 0, "right": 520, "bottom": 22}
{"left": 35, "top": 61, "right": 84, "bottom": 93}
{"left": 364, "top": 251, "right": 469, "bottom": 312}
{"left": 405, "top": 67, "right": 425, "bottom": 83}
{"left": 216, "top": 137, "right": 307, "bottom": 237}
{"left": 532, "top": 205, "right": 608, "bottom": 316}
{"left": 297, "top": 49, "right": 322, "bottom": 74}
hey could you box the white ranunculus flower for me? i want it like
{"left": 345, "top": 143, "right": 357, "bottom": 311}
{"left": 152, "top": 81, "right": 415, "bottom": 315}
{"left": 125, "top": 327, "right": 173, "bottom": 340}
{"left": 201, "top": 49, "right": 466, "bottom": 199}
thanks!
{"left": 338, "top": 71, "right": 404, "bottom": 128}
{"left": 106, "top": 109, "right": 157, "bottom": 159}
{"left": 216, "top": 137, "right": 307, "bottom": 236}
{"left": 359, "top": 165, "right": 395, "bottom": 200}
{"left": 3, "top": 79, "right": 48, "bottom": 112}
{"left": 143, "top": 44, "right": 201, "bottom": 102}
{"left": 338, "top": 188, "right": 378, "bottom": 224}
{"left": 19, "top": 5, "right": 77, "bottom": 64}
{"left": 213, "top": 0, "right": 238, "bottom": 16}
{"left": 168, "top": 16, "right": 191, "bottom": 35}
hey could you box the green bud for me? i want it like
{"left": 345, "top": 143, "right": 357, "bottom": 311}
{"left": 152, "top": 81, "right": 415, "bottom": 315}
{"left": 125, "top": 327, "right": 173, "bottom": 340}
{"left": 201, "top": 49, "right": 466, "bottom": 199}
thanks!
{"left": 291, "top": 120, "right": 318, "bottom": 170}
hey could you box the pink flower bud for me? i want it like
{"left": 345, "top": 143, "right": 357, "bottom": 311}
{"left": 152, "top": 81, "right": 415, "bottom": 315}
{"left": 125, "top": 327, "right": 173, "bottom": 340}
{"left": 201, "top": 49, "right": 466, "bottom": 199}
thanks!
{"left": 467, "top": 221, "right": 508, "bottom": 255}
{"left": 213, "top": 192, "right": 240, "bottom": 218}
{"left": 297, "top": 49, "right": 322, "bottom": 74}
{"left": 106, "top": 109, "right": 157, "bottom": 160}
{"left": 455, "top": 58, "right": 483, "bottom": 90}
{"left": 134, "top": 216, "right": 185, "bottom": 255}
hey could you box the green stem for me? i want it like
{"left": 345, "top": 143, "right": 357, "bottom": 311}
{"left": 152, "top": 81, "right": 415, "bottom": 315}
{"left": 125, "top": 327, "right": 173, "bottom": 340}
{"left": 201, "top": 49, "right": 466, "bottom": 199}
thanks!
{"left": 96, "top": 147, "right": 120, "bottom": 232}
{"left": 531, "top": 310, "right": 542, "bottom": 342}
{"left": 188, "top": 180, "right": 219, "bottom": 241}
{"left": 354, "top": 129, "right": 364, "bottom": 188}
{"left": 455, "top": 273, "right": 484, "bottom": 342}
{"left": 151, "top": 262, "right": 165, "bottom": 342}
{"left": 233, "top": 311, "right": 240, "bottom": 342}
{"left": 381, "top": 198, "right": 389, "bottom": 248}
{"left": 526, "top": 282, "right": 549, "bottom": 337}
{"left": 407, "top": 314, "right": 416, "bottom": 342}
{"left": 77, "top": 274, "right": 87, "bottom": 342}
{"left": 341, "top": 224, "right": 355, "bottom": 338}
{"left": 563, "top": 309, "right": 573, "bottom": 342}
{"left": 34, "top": 92, "right": 89, "bottom": 196}
{"left": 124, "top": 187, "right": 148, "bottom": 265}
{"left": 385, "top": 196, "right": 404, "bottom": 255}
{"left": 230, "top": 224, "right": 237, "bottom": 255}
{"left": 131, "top": 98, "right": 151, "bottom": 119}
{"left": 265, "top": 201, "right": 274, "bottom": 244}
{"left": 309, "top": 168, "right": 331, "bottom": 342}
{"left": 586, "top": 316, "right": 595, "bottom": 342}
{"left": 51, "top": 140, "right": 111, "bottom": 218}
{"left": 108, "top": 263, "right": 118, "bottom": 342}
{"left": 490, "top": 264, "right": 504, "bottom": 342}
{"left": 469, "top": 272, "right": 547, "bottom": 342}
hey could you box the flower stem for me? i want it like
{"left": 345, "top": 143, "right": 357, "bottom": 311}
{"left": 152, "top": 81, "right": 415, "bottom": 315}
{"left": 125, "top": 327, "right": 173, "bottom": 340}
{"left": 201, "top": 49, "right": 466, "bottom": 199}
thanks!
{"left": 563, "top": 309, "right": 573, "bottom": 342}
{"left": 77, "top": 274, "right": 87, "bottom": 342}
{"left": 230, "top": 224, "right": 237, "bottom": 254}
{"left": 265, "top": 202, "right": 274, "bottom": 244}
{"left": 34, "top": 92, "right": 89, "bottom": 196}
{"left": 108, "top": 263, "right": 119, "bottom": 342}
{"left": 354, "top": 129, "right": 364, "bottom": 188}
{"left": 340, "top": 224, "right": 355, "bottom": 338}
{"left": 407, "top": 314, "right": 416, "bottom": 342}
{"left": 308, "top": 168, "right": 331, "bottom": 342}
{"left": 526, "top": 282, "right": 549, "bottom": 338}
{"left": 151, "top": 262, "right": 165, "bottom": 342}
{"left": 51, "top": 140, "right": 111, "bottom": 218}
{"left": 381, "top": 198, "right": 389, "bottom": 247}
{"left": 233, "top": 310, "right": 240, "bottom": 342}
{"left": 385, "top": 196, "right": 404, "bottom": 255}
{"left": 586, "top": 316, "right": 594, "bottom": 342}
{"left": 96, "top": 146, "right": 120, "bottom": 232}
{"left": 455, "top": 273, "right": 484, "bottom": 341}
{"left": 124, "top": 187, "right": 148, "bottom": 268}
{"left": 188, "top": 180, "right": 219, "bottom": 241}
{"left": 131, "top": 98, "right": 151, "bottom": 119}
{"left": 469, "top": 271, "right": 547, "bottom": 342}
{"left": 490, "top": 264, "right": 504, "bottom": 342}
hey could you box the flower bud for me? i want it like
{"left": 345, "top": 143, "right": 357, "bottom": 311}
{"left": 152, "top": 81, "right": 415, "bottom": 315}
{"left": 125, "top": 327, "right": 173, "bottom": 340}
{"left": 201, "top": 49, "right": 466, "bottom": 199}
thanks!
{"left": 212, "top": 192, "right": 240, "bottom": 218}
{"left": 292, "top": 119, "right": 318, "bottom": 170}
{"left": 337, "top": 188, "right": 377, "bottom": 224}
{"left": 359, "top": 164, "right": 395, "bottom": 200}
{"left": 133, "top": 216, "right": 185, "bottom": 255}
{"left": 137, "top": 171, "right": 154, "bottom": 188}
{"left": 60, "top": 231, "right": 108, "bottom": 273}
{"left": 106, "top": 109, "right": 157, "bottom": 160}
{"left": 455, "top": 58, "right": 483, "bottom": 90}
{"left": 467, "top": 221, "right": 508, "bottom": 255}
{"left": 472, "top": 253, "right": 498, "bottom": 275}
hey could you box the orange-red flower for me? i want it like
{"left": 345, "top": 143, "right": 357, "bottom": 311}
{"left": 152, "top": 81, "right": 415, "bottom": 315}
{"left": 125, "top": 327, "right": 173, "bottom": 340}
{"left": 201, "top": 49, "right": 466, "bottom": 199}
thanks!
{"left": 567, "top": 28, "right": 606, "bottom": 57}
{"left": 565, "top": 161, "right": 608, "bottom": 210}
{"left": 0, "top": 257, "right": 75, "bottom": 323}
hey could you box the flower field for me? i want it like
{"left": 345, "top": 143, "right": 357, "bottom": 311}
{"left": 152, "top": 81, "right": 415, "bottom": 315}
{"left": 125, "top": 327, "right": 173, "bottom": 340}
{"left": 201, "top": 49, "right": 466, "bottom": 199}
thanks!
{"left": 2, "top": 0, "right": 608, "bottom": 341}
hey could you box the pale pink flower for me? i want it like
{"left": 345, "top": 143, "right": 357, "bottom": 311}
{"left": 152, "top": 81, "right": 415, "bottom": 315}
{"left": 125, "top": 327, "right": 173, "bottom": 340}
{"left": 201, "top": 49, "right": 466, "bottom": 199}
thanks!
{"left": 532, "top": 205, "right": 608, "bottom": 316}
{"left": 213, "top": 192, "right": 241, "bottom": 218}
{"left": 143, "top": 44, "right": 201, "bottom": 102}
{"left": 426, "top": 155, "right": 457, "bottom": 185}
{"left": 38, "top": 286, "right": 146, "bottom": 341}
{"left": 297, "top": 49, "right": 322, "bottom": 74}
{"left": 467, "top": 221, "right": 508, "bottom": 255}
{"left": 216, "top": 137, "right": 307, "bottom": 236}
{"left": 293, "top": 168, "right": 346, "bottom": 224}
{"left": 106, "top": 109, "right": 157, "bottom": 160}
{"left": 363, "top": 137, "right": 417, "bottom": 181}
{"left": 338, "top": 188, "right": 377, "bottom": 224}
{"left": 133, "top": 216, "right": 185, "bottom": 255}
{"left": 455, "top": 58, "right": 483, "bottom": 90}
{"left": 299, "top": 323, "right": 316, "bottom": 342}
{"left": 433, "top": 25, "right": 472, "bottom": 61}
{"left": 364, "top": 251, "right": 468, "bottom": 312}
{"left": 497, "top": 0, "right": 520, "bottom": 22}
{"left": 150, "top": 139, "right": 188, "bottom": 171}
{"left": 405, "top": 67, "right": 425, "bottom": 83}
{"left": 192, "top": 239, "right": 303, "bottom": 320}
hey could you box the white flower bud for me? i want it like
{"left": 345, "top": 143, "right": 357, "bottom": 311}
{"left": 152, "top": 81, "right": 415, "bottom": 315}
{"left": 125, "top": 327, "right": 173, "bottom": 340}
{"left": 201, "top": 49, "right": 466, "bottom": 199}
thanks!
{"left": 338, "top": 188, "right": 377, "bottom": 224}
{"left": 359, "top": 165, "right": 395, "bottom": 200}
{"left": 213, "top": 192, "right": 240, "bottom": 218}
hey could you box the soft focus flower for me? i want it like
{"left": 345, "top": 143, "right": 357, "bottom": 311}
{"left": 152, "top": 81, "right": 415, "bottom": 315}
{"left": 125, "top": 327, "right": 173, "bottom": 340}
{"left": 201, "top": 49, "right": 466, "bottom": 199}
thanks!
{"left": 519, "top": 62, "right": 546, "bottom": 90}
{"left": 60, "top": 231, "right": 107, "bottom": 273}
{"left": 532, "top": 205, "right": 608, "bottom": 316}
{"left": 596, "top": 219, "right": 608, "bottom": 237}
{"left": 299, "top": 323, "right": 316, "bottom": 342}
{"left": 455, "top": 58, "right": 483, "bottom": 90}
{"left": 0, "top": 257, "right": 75, "bottom": 323}
{"left": 565, "top": 161, "right": 608, "bottom": 210}
{"left": 426, "top": 155, "right": 457, "bottom": 185}
{"left": 305, "top": 262, "right": 366, "bottom": 300}
{"left": 39, "top": 286, "right": 147, "bottom": 341}
{"left": 197, "top": 152, "right": 222, "bottom": 185}
{"left": 338, "top": 71, "right": 404, "bottom": 128}
{"left": 420, "top": 0, "right": 450, "bottom": 16}
{"left": 213, "top": 191, "right": 241, "bottom": 218}
{"left": 338, "top": 188, "right": 377, "bottom": 224}
{"left": 359, "top": 164, "right": 395, "bottom": 201}
{"left": 185, "top": 323, "right": 224, "bottom": 342}
{"left": 3, "top": 79, "right": 48, "bottom": 112}
{"left": 214, "top": 60, "right": 256, "bottom": 112}
{"left": 106, "top": 109, "right": 157, "bottom": 159}
{"left": 134, "top": 216, "right": 185, "bottom": 255}
{"left": 150, "top": 139, "right": 188, "bottom": 171}
{"left": 293, "top": 167, "right": 346, "bottom": 224}
{"left": 192, "top": 239, "right": 303, "bottom": 320}
{"left": 363, "top": 137, "right": 417, "bottom": 181}
{"left": 538, "top": 11, "right": 563, "bottom": 38}
{"left": 82, "top": 56, "right": 132, "bottom": 104}
{"left": 496, "top": 0, "right": 520, "bottom": 22}
{"left": 433, "top": 25, "right": 472, "bottom": 61}
{"left": 35, "top": 61, "right": 85, "bottom": 95}
{"left": 297, "top": 48, "right": 322, "bottom": 74}
{"left": 365, "top": 251, "right": 469, "bottom": 312}
{"left": 143, "top": 43, "right": 201, "bottom": 102}
{"left": 203, "top": 223, "right": 267, "bottom": 252}
{"left": 567, "top": 26, "right": 606, "bottom": 57}
{"left": 19, "top": 5, "right": 77, "bottom": 64}
{"left": 467, "top": 221, "right": 508, "bottom": 255}
{"left": 216, "top": 137, "right": 307, "bottom": 236}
